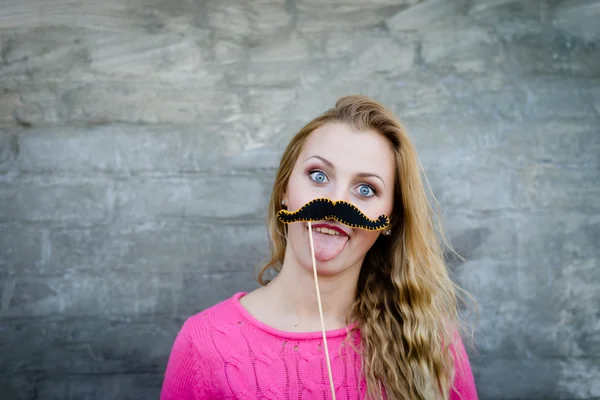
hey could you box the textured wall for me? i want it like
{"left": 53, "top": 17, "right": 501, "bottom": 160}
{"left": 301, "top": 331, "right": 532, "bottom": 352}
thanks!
{"left": 0, "top": 0, "right": 599, "bottom": 399}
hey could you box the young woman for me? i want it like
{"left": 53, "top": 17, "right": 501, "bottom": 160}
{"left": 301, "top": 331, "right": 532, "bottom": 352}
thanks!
{"left": 160, "top": 96, "right": 478, "bottom": 399}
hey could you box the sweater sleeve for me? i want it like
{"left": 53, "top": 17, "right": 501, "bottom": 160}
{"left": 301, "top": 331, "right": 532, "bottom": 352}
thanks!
{"left": 449, "top": 334, "right": 478, "bottom": 400}
{"left": 160, "top": 319, "right": 202, "bottom": 400}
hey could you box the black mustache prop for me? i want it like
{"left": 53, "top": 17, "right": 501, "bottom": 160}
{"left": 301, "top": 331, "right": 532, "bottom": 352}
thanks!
{"left": 277, "top": 198, "right": 390, "bottom": 231}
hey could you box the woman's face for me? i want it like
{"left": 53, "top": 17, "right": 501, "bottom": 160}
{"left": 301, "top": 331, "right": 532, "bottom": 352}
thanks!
{"left": 282, "top": 122, "right": 396, "bottom": 277}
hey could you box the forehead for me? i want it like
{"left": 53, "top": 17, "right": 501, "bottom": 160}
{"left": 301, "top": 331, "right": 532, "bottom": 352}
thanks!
{"left": 299, "top": 122, "right": 395, "bottom": 176}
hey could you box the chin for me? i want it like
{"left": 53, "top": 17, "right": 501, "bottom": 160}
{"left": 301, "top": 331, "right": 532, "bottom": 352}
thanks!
{"left": 301, "top": 256, "right": 355, "bottom": 277}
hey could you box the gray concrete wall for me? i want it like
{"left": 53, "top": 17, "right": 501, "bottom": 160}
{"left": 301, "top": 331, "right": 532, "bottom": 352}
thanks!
{"left": 0, "top": 1, "right": 599, "bottom": 399}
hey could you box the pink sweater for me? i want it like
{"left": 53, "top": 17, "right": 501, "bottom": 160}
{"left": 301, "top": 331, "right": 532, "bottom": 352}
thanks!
{"left": 161, "top": 292, "right": 478, "bottom": 399}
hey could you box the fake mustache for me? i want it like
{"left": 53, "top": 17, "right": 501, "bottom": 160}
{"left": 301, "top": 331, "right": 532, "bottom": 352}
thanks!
{"left": 277, "top": 198, "right": 390, "bottom": 231}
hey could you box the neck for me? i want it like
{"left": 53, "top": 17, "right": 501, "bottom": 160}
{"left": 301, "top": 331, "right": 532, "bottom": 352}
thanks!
{"left": 265, "top": 251, "right": 360, "bottom": 331}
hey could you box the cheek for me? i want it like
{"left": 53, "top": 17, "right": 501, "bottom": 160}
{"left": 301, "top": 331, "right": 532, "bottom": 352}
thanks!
{"left": 285, "top": 175, "right": 304, "bottom": 208}
{"left": 351, "top": 230, "right": 380, "bottom": 253}
{"left": 287, "top": 222, "right": 307, "bottom": 251}
{"left": 287, "top": 184, "right": 316, "bottom": 211}
{"left": 287, "top": 223, "right": 318, "bottom": 268}
{"left": 357, "top": 199, "right": 392, "bottom": 225}
{"left": 285, "top": 169, "right": 325, "bottom": 210}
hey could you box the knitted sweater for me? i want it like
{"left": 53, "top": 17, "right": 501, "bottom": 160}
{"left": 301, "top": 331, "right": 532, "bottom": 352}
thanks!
{"left": 160, "top": 292, "right": 478, "bottom": 399}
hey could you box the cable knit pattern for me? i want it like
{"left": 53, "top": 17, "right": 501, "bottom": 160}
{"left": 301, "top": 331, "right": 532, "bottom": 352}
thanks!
{"left": 160, "top": 292, "right": 478, "bottom": 400}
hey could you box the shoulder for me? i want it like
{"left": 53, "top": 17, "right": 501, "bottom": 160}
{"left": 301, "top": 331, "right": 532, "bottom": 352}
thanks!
{"left": 180, "top": 292, "right": 248, "bottom": 345}
{"left": 165, "top": 292, "right": 250, "bottom": 376}
{"left": 161, "top": 293, "right": 247, "bottom": 399}
{"left": 449, "top": 332, "right": 479, "bottom": 400}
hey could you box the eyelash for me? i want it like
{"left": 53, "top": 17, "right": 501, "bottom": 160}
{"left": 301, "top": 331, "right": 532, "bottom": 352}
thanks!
{"left": 360, "top": 183, "right": 378, "bottom": 196}
{"left": 307, "top": 169, "right": 378, "bottom": 196}
{"left": 308, "top": 169, "right": 328, "bottom": 184}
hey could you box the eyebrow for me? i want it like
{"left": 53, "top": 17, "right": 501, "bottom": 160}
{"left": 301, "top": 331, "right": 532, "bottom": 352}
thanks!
{"left": 305, "top": 155, "right": 386, "bottom": 188}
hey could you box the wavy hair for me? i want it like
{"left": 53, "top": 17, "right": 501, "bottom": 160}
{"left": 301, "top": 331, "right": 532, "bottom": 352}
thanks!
{"left": 258, "top": 95, "right": 467, "bottom": 400}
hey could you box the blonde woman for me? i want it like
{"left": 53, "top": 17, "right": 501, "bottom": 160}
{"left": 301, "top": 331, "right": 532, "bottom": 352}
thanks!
{"left": 160, "top": 96, "right": 478, "bottom": 400}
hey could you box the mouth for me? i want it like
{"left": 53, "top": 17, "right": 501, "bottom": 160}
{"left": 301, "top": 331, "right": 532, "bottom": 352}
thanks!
{"left": 304, "top": 221, "right": 350, "bottom": 262}
{"left": 305, "top": 222, "right": 350, "bottom": 237}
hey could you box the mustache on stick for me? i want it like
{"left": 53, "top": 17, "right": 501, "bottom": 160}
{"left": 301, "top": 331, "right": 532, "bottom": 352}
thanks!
{"left": 277, "top": 198, "right": 390, "bottom": 231}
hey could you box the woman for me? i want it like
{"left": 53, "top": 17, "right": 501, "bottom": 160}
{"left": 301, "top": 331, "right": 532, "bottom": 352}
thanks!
{"left": 160, "top": 96, "right": 478, "bottom": 399}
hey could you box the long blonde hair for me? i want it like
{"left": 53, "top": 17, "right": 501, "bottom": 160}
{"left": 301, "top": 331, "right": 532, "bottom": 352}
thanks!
{"left": 259, "top": 95, "right": 466, "bottom": 400}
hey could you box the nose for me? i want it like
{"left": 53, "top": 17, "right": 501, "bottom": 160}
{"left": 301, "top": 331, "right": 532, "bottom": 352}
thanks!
{"left": 328, "top": 182, "right": 351, "bottom": 204}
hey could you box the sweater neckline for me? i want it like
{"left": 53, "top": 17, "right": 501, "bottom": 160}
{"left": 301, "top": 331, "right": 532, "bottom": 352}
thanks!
{"left": 231, "top": 292, "right": 357, "bottom": 340}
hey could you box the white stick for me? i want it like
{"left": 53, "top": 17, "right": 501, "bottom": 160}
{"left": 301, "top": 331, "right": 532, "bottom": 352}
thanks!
{"left": 307, "top": 221, "right": 337, "bottom": 400}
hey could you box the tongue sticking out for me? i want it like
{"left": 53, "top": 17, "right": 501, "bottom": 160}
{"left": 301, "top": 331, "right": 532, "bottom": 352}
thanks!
{"left": 311, "top": 230, "right": 349, "bottom": 262}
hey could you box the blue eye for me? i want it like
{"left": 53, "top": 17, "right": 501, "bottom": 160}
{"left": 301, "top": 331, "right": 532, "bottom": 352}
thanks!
{"left": 358, "top": 184, "right": 375, "bottom": 197}
{"left": 309, "top": 170, "right": 329, "bottom": 184}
